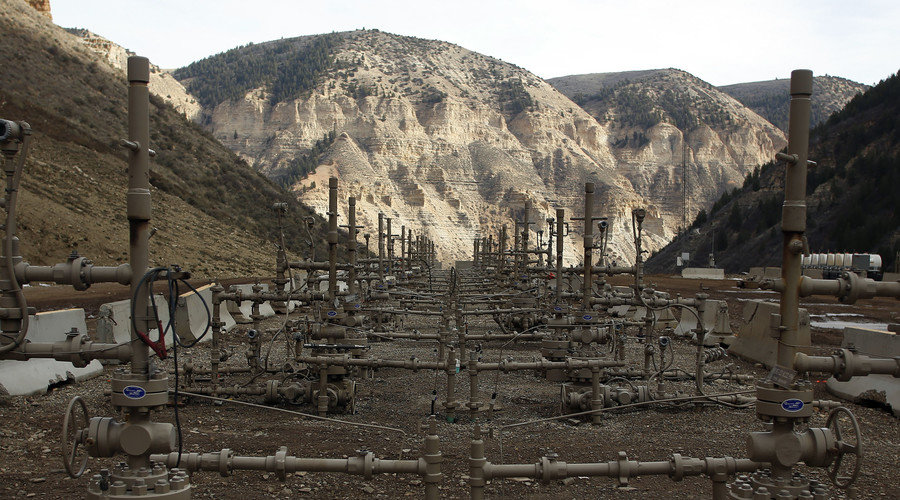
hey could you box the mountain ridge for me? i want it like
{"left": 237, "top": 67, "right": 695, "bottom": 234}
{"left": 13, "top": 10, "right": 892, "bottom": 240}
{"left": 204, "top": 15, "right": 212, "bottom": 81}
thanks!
{"left": 719, "top": 75, "right": 868, "bottom": 132}
{"left": 175, "top": 30, "right": 786, "bottom": 265}
{"left": 646, "top": 70, "right": 900, "bottom": 273}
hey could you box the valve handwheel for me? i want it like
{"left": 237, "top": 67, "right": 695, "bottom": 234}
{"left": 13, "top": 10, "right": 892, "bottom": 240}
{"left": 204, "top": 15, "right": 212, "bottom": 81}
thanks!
{"left": 825, "top": 406, "right": 862, "bottom": 489}
{"left": 605, "top": 376, "right": 638, "bottom": 393}
{"left": 61, "top": 395, "right": 90, "bottom": 478}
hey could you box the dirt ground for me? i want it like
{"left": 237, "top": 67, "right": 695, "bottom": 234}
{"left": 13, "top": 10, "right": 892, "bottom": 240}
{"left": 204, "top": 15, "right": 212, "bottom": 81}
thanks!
{"left": 1, "top": 274, "right": 897, "bottom": 499}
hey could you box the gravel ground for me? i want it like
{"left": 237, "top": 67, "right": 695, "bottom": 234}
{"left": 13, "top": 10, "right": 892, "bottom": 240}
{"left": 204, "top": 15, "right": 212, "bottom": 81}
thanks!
{"left": 1, "top": 275, "right": 897, "bottom": 499}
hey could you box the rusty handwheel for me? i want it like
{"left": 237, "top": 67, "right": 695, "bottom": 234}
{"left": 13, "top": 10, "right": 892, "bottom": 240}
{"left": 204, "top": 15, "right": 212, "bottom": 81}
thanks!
{"left": 61, "top": 395, "right": 90, "bottom": 478}
{"left": 825, "top": 406, "right": 862, "bottom": 489}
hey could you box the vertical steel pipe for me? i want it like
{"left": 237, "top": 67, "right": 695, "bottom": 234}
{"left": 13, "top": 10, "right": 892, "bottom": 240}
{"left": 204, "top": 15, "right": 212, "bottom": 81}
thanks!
{"left": 778, "top": 70, "right": 813, "bottom": 368}
{"left": 378, "top": 213, "right": 385, "bottom": 282}
{"left": 348, "top": 196, "right": 358, "bottom": 294}
{"left": 127, "top": 57, "right": 152, "bottom": 376}
{"left": 583, "top": 183, "right": 594, "bottom": 312}
{"left": 556, "top": 208, "right": 564, "bottom": 302}
{"left": 327, "top": 177, "right": 338, "bottom": 302}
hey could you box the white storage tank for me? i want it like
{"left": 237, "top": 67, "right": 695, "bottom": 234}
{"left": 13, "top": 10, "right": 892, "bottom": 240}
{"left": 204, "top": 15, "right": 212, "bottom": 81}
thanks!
{"left": 870, "top": 254, "right": 882, "bottom": 272}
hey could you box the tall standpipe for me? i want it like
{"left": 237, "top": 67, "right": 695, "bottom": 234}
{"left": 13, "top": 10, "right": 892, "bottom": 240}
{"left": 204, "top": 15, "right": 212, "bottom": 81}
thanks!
{"left": 405, "top": 228, "right": 412, "bottom": 273}
{"left": 523, "top": 200, "right": 531, "bottom": 266}
{"left": 378, "top": 213, "right": 385, "bottom": 282}
{"left": 400, "top": 225, "right": 406, "bottom": 275}
{"left": 416, "top": 235, "right": 422, "bottom": 267}
{"left": 327, "top": 177, "right": 338, "bottom": 302}
{"left": 127, "top": 56, "right": 153, "bottom": 378}
{"left": 778, "top": 70, "right": 813, "bottom": 369}
{"left": 499, "top": 225, "right": 507, "bottom": 275}
{"left": 0, "top": 118, "right": 31, "bottom": 354}
{"left": 347, "top": 196, "right": 358, "bottom": 295}
{"left": 582, "top": 183, "right": 594, "bottom": 312}
{"left": 386, "top": 217, "right": 393, "bottom": 273}
{"left": 556, "top": 208, "right": 564, "bottom": 303}
{"left": 545, "top": 224, "right": 553, "bottom": 269}
{"left": 512, "top": 221, "right": 521, "bottom": 273}
{"left": 473, "top": 238, "right": 480, "bottom": 267}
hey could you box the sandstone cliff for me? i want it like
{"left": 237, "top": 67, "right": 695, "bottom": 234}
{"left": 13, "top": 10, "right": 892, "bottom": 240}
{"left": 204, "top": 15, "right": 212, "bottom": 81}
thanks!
{"left": 549, "top": 69, "right": 786, "bottom": 235}
{"left": 648, "top": 71, "right": 900, "bottom": 273}
{"left": 27, "top": 0, "right": 50, "bottom": 20}
{"left": 177, "top": 32, "right": 786, "bottom": 266}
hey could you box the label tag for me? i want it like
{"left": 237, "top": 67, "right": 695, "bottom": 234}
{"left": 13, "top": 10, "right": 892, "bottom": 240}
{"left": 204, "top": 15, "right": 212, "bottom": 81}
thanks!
{"left": 123, "top": 386, "right": 146, "bottom": 399}
{"left": 455, "top": 359, "right": 461, "bottom": 373}
{"left": 326, "top": 310, "right": 337, "bottom": 317}
{"left": 765, "top": 364, "right": 797, "bottom": 389}
{"left": 583, "top": 315, "right": 593, "bottom": 321}
{"left": 781, "top": 399, "right": 804, "bottom": 412}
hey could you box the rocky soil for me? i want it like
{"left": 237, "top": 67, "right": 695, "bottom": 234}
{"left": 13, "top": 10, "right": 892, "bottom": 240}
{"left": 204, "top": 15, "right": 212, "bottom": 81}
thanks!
{"left": 1, "top": 275, "right": 897, "bottom": 499}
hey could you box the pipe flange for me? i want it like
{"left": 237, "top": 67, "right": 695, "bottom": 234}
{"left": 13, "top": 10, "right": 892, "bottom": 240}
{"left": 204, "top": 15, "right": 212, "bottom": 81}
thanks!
{"left": 274, "top": 446, "right": 288, "bottom": 481}
{"left": 616, "top": 451, "right": 631, "bottom": 487}
{"left": 218, "top": 448, "right": 232, "bottom": 477}
{"left": 265, "top": 380, "right": 281, "bottom": 404}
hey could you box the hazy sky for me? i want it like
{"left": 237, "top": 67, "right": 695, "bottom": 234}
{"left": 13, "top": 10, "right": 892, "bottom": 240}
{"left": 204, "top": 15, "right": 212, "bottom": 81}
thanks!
{"left": 51, "top": 0, "right": 899, "bottom": 86}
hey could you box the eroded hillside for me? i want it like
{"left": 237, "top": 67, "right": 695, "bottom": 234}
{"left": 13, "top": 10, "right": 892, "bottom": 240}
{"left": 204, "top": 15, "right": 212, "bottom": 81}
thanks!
{"left": 549, "top": 69, "right": 786, "bottom": 235}
{"left": 0, "top": 0, "right": 332, "bottom": 277}
{"left": 178, "top": 32, "right": 785, "bottom": 266}
{"left": 647, "top": 71, "right": 900, "bottom": 273}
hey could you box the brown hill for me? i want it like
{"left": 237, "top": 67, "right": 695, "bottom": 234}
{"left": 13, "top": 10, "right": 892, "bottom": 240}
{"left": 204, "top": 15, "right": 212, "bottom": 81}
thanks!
{"left": 0, "top": 0, "right": 331, "bottom": 278}
{"left": 647, "top": 70, "right": 900, "bottom": 273}
{"left": 719, "top": 75, "right": 868, "bottom": 132}
{"left": 176, "top": 34, "right": 784, "bottom": 266}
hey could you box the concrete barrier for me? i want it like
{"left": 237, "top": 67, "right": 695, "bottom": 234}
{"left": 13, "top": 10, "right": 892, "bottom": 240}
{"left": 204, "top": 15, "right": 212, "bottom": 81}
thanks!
{"left": 681, "top": 267, "right": 725, "bottom": 280}
{"left": 0, "top": 309, "right": 103, "bottom": 396}
{"left": 728, "top": 300, "right": 811, "bottom": 367}
{"left": 607, "top": 305, "right": 632, "bottom": 318}
{"left": 654, "top": 307, "right": 678, "bottom": 329}
{"left": 630, "top": 306, "right": 678, "bottom": 329}
{"left": 175, "top": 283, "right": 235, "bottom": 344}
{"left": 97, "top": 287, "right": 235, "bottom": 349}
{"left": 96, "top": 295, "right": 170, "bottom": 345}
{"left": 802, "top": 268, "right": 824, "bottom": 279}
{"left": 673, "top": 300, "right": 734, "bottom": 345}
{"left": 632, "top": 306, "right": 647, "bottom": 321}
{"left": 827, "top": 327, "right": 899, "bottom": 416}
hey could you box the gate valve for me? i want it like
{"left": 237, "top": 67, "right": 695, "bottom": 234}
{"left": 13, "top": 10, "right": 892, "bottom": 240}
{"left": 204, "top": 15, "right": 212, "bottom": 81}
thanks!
{"left": 825, "top": 407, "right": 862, "bottom": 489}
{"left": 61, "top": 396, "right": 90, "bottom": 478}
